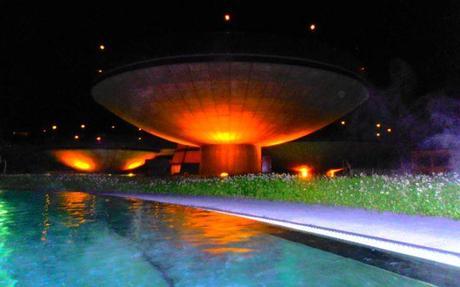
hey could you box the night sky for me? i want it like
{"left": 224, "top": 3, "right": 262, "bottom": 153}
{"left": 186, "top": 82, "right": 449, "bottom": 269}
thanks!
{"left": 2, "top": 1, "right": 460, "bottom": 142}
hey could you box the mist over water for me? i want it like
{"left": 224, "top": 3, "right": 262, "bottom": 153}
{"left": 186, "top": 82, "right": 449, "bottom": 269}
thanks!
{"left": 421, "top": 95, "right": 460, "bottom": 172}
{"left": 348, "top": 59, "right": 460, "bottom": 172}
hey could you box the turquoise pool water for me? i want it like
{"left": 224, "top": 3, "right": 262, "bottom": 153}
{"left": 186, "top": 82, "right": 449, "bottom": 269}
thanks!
{"left": 0, "top": 190, "right": 434, "bottom": 286}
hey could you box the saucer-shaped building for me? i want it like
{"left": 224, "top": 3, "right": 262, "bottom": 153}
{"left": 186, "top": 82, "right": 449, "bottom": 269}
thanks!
{"left": 92, "top": 33, "right": 369, "bottom": 175}
{"left": 51, "top": 149, "right": 157, "bottom": 172}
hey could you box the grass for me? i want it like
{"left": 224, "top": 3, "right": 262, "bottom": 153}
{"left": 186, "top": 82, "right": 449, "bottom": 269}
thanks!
{"left": 0, "top": 173, "right": 459, "bottom": 219}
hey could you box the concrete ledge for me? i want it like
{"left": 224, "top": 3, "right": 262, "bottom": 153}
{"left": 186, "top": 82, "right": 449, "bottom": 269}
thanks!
{"left": 102, "top": 193, "right": 460, "bottom": 268}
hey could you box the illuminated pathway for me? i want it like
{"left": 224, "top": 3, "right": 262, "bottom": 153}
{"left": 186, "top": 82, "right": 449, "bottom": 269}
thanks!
{"left": 104, "top": 193, "right": 460, "bottom": 268}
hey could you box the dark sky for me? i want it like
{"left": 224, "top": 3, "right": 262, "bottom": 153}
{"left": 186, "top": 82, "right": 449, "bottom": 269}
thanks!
{"left": 2, "top": 1, "right": 460, "bottom": 139}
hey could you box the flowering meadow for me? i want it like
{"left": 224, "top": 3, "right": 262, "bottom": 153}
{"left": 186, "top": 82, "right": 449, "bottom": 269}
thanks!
{"left": 1, "top": 173, "right": 459, "bottom": 219}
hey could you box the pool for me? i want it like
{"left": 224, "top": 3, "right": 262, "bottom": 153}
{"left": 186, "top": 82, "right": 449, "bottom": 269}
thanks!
{"left": 0, "top": 191, "right": 456, "bottom": 286}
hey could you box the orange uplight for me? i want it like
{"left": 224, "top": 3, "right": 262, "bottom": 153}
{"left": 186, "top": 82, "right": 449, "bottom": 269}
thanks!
{"left": 326, "top": 168, "right": 344, "bottom": 178}
{"left": 52, "top": 149, "right": 157, "bottom": 172}
{"left": 219, "top": 172, "right": 229, "bottom": 178}
{"left": 293, "top": 165, "right": 311, "bottom": 178}
{"left": 126, "top": 173, "right": 135, "bottom": 177}
{"left": 124, "top": 160, "right": 144, "bottom": 170}
{"left": 52, "top": 150, "right": 97, "bottom": 172}
{"left": 213, "top": 132, "right": 238, "bottom": 143}
{"left": 122, "top": 153, "right": 156, "bottom": 171}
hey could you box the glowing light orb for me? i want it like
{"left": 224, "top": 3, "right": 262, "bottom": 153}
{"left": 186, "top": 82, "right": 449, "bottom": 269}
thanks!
{"left": 293, "top": 165, "right": 311, "bottom": 178}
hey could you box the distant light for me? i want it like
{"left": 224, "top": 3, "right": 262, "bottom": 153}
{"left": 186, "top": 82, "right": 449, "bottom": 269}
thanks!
{"left": 359, "top": 66, "right": 366, "bottom": 72}
{"left": 376, "top": 133, "right": 381, "bottom": 137}
{"left": 99, "top": 44, "right": 105, "bottom": 50}
{"left": 138, "top": 128, "right": 142, "bottom": 131}
{"left": 387, "top": 128, "right": 392, "bottom": 133}
{"left": 52, "top": 125, "right": 57, "bottom": 130}
{"left": 80, "top": 124, "right": 86, "bottom": 129}
{"left": 12, "top": 131, "right": 16, "bottom": 135}
{"left": 294, "top": 165, "right": 311, "bottom": 179}
{"left": 97, "top": 69, "right": 103, "bottom": 73}
{"left": 42, "top": 129, "right": 47, "bottom": 133}
{"left": 96, "top": 136, "right": 102, "bottom": 142}
{"left": 376, "top": 123, "right": 381, "bottom": 128}
{"left": 224, "top": 14, "right": 231, "bottom": 22}
{"left": 309, "top": 24, "right": 316, "bottom": 31}
{"left": 138, "top": 137, "right": 142, "bottom": 141}
{"left": 127, "top": 172, "right": 135, "bottom": 177}
{"left": 326, "top": 168, "right": 344, "bottom": 178}
{"left": 74, "top": 135, "right": 79, "bottom": 140}
{"left": 111, "top": 125, "right": 116, "bottom": 129}
{"left": 220, "top": 172, "right": 229, "bottom": 178}
{"left": 340, "top": 120, "right": 346, "bottom": 125}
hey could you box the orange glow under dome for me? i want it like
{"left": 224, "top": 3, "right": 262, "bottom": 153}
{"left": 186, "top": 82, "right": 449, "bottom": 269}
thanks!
{"left": 93, "top": 58, "right": 368, "bottom": 175}
{"left": 51, "top": 149, "right": 157, "bottom": 172}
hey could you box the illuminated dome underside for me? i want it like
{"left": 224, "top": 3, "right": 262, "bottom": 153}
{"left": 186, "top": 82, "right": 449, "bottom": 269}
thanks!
{"left": 52, "top": 149, "right": 157, "bottom": 172}
{"left": 93, "top": 58, "right": 368, "bottom": 175}
{"left": 93, "top": 60, "right": 368, "bottom": 147}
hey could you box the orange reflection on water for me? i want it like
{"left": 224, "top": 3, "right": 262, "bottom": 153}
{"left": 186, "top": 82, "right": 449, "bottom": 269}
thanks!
{"left": 161, "top": 205, "right": 283, "bottom": 255}
{"left": 58, "top": 192, "right": 95, "bottom": 228}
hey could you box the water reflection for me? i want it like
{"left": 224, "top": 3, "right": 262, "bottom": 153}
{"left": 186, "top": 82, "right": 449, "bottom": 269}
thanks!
{"left": 55, "top": 192, "right": 96, "bottom": 228}
{"left": 148, "top": 203, "right": 283, "bottom": 255}
{"left": 0, "top": 198, "right": 17, "bottom": 286}
{"left": 0, "top": 191, "right": 435, "bottom": 287}
{"left": 41, "top": 193, "right": 50, "bottom": 241}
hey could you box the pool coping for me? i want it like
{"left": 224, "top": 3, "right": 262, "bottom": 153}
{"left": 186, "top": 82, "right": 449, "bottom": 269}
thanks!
{"left": 101, "top": 193, "right": 460, "bottom": 269}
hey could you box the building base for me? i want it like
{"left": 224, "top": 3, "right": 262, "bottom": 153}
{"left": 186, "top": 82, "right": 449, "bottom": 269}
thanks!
{"left": 200, "top": 144, "right": 261, "bottom": 176}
